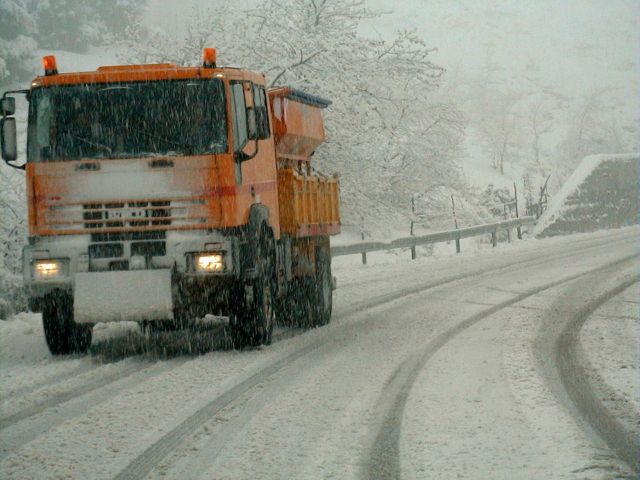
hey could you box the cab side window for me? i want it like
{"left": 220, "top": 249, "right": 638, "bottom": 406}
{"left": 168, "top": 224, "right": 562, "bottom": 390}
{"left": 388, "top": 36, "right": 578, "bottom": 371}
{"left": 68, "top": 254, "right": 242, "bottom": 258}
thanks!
{"left": 231, "top": 82, "right": 248, "bottom": 151}
{"left": 253, "top": 85, "right": 270, "bottom": 139}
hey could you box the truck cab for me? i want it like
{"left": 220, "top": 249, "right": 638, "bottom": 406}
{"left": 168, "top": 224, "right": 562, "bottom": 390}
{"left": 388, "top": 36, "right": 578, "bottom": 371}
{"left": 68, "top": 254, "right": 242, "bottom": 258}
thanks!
{"left": 1, "top": 49, "right": 340, "bottom": 354}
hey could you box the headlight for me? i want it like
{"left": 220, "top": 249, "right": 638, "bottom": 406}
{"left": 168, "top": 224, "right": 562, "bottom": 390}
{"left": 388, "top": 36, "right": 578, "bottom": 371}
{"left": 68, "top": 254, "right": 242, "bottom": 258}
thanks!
{"left": 33, "top": 259, "right": 68, "bottom": 280}
{"left": 195, "top": 253, "right": 224, "bottom": 272}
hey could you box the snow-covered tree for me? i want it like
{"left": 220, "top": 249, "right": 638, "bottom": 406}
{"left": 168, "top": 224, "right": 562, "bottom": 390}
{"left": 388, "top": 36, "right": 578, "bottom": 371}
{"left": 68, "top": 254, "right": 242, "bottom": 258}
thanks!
{"left": 0, "top": 1, "right": 35, "bottom": 315}
{"left": 120, "top": 0, "right": 468, "bottom": 235}
{"left": 0, "top": 0, "right": 37, "bottom": 89}
{"left": 0, "top": 1, "right": 145, "bottom": 316}
{"left": 557, "top": 88, "right": 638, "bottom": 182}
{"left": 30, "top": 0, "right": 144, "bottom": 52}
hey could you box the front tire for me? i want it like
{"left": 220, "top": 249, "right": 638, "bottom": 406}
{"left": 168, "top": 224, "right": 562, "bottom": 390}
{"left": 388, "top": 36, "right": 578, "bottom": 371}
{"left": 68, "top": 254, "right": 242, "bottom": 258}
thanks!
{"left": 42, "top": 292, "right": 92, "bottom": 355}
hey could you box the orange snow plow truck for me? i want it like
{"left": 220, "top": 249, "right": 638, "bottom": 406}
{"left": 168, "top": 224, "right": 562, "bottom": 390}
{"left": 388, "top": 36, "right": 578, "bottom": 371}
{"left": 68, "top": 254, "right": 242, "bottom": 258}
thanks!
{"left": 0, "top": 49, "right": 340, "bottom": 354}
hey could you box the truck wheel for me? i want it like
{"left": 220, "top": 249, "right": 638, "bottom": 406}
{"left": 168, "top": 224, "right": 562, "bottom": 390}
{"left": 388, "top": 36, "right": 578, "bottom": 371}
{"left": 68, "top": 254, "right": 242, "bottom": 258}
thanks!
{"left": 42, "top": 292, "right": 92, "bottom": 355}
{"left": 276, "top": 279, "right": 311, "bottom": 328}
{"left": 275, "top": 295, "right": 294, "bottom": 327}
{"left": 286, "top": 278, "right": 314, "bottom": 328}
{"left": 230, "top": 226, "right": 276, "bottom": 347}
{"left": 313, "top": 249, "right": 332, "bottom": 326}
{"left": 252, "top": 269, "right": 275, "bottom": 345}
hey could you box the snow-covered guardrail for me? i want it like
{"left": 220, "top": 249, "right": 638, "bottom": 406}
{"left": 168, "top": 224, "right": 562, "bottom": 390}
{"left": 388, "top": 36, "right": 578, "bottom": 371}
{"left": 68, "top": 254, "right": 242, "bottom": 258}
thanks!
{"left": 331, "top": 216, "right": 537, "bottom": 263}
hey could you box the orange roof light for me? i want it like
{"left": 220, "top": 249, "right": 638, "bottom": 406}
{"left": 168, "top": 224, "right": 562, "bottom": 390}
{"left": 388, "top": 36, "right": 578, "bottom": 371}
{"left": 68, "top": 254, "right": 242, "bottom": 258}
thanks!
{"left": 203, "top": 48, "right": 217, "bottom": 68}
{"left": 43, "top": 55, "right": 58, "bottom": 76}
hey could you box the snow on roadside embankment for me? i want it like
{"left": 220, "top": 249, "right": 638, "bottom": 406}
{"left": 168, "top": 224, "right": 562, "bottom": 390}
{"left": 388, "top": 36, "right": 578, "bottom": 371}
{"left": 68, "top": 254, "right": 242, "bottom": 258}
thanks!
{"left": 0, "top": 312, "right": 138, "bottom": 402}
{"left": 534, "top": 153, "right": 639, "bottom": 237}
{"left": 398, "top": 228, "right": 639, "bottom": 480}
{"left": 0, "top": 313, "right": 86, "bottom": 403}
{"left": 579, "top": 282, "right": 640, "bottom": 428}
{"left": 0, "top": 313, "right": 50, "bottom": 366}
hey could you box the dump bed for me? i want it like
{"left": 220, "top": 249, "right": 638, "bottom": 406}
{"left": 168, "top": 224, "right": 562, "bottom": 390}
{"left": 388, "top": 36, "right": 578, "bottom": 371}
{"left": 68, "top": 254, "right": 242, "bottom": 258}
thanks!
{"left": 268, "top": 87, "right": 340, "bottom": 238}
{"left": 277, "top": 168, "right": 340, "bottom": 237}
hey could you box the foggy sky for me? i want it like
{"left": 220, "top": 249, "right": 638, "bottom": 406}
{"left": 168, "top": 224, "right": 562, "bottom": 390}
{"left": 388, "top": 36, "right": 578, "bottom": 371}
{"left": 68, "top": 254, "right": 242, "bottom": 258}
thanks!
{"left": 146, "top": 0, "right": 639, "bottom": 99}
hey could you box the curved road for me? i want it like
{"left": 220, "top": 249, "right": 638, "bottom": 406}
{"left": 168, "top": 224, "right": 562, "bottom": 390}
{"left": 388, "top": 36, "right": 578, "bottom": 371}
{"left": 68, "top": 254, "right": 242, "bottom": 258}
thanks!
{"left": 0, "top": 227, "right": 638, "bottom": 479}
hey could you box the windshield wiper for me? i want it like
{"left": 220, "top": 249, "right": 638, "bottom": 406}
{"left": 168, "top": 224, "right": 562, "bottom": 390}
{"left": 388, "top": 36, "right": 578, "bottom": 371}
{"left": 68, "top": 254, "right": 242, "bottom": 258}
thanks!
{"left": 131, "top": 128, "right": 195, "bottom": 154}
{"left": 69, "top": 133, "right": 113, "bottom": 156}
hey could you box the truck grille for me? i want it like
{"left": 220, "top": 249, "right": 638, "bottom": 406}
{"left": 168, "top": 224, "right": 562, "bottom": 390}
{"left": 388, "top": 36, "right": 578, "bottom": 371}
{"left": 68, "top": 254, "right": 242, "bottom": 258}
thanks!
{"left": 83, "top": 201, "right": 171, "bottom": 229}
{"left": 44, "top": 198, "right": 208, "bottom": 233}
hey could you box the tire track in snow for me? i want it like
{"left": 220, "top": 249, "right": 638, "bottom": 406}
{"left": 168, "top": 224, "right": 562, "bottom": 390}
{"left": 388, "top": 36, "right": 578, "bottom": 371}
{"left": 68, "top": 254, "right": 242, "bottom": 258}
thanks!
{"left": 5, "top": 229, "right": 629, "bottom": 419}
{"left": 545, "top": 274, "right": 640, "bottom": 473}
{"left": 111, "top": 238, "right": 637, "bottom": 480}
{"left": 335, "top": 233, "right": 634, "bottom": 321}
{"left": 0, "top": 362, "right": 146, "bottom": 430}
{"left": 112, "top": 341, "right": 328, "bottom": 480}
{"left": 363, "top": 253, "right": 639, "bottom": 480}
{"left": 1, "top": 323, "right": 236, "bottom": 434}
{"left": 0, "top": 359, "right": 186, "bottom": 458}
{"left": 113, "top": 257, "right": 551, "bottom": 479}
{"left": 1, "top": 362, "right": 95, "bottom": 403}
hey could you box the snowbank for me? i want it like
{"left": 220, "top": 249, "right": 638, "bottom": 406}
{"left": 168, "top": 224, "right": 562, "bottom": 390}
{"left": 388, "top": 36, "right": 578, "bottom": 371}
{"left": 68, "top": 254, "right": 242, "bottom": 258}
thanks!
{"left": 579, "top": 282, "right": 640, "bottom": 426}
{"left": 534, "top": 153, "right": 639, "bottom": 237}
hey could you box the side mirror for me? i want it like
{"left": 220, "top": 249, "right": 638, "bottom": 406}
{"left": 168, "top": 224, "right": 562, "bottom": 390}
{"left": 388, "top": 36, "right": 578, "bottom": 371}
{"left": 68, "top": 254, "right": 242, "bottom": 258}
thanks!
{"left": 1, "top": 117, "right": 17, "bottom": 162}
{"left": 1, "top": 97, "right": 15, "bottom": 116}
{"left": 246, "top": 107, "right": 258, "bottom": 141}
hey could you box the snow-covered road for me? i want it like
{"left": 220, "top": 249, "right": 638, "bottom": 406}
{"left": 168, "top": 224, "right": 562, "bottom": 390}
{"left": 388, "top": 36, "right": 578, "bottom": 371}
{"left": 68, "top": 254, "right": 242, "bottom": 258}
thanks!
{"left": 1, "top": 227, "right": 638, "bottom": 479}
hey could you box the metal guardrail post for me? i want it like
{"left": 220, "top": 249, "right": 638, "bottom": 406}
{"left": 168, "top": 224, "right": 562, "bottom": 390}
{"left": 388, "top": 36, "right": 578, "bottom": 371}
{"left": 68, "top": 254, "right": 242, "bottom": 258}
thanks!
{"left": 514, "top": 182, "right": 522, "bottom": 240}
{"left": 361, "top": 232, "right": 367, "bottom": 264}
{"left": 491, "top": 230, "right": 497, "bottom": 247}
{"left": 452, "top": 195, "right": 460, "bottom": 254}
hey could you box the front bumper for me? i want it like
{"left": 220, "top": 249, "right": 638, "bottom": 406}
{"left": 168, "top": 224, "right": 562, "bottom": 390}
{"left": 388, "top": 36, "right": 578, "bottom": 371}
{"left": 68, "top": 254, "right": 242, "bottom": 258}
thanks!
{"left": 74, "top": 269, "right": 174, "bottom": 324}
{"left": 23, "top": 230, "right": 241, "bottom": 315}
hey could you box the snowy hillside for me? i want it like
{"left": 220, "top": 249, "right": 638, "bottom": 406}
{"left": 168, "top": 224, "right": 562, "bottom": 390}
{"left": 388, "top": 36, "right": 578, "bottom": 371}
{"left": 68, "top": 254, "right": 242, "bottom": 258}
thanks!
{"left": 534, "top": 153, "right": 639, "bottom": 237}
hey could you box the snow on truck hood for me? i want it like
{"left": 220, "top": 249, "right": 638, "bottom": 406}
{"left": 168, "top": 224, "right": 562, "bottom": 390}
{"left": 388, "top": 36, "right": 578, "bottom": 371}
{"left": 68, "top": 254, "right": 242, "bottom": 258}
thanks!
{"left": 27, "top": 154, "right": 228, "bottom": 235}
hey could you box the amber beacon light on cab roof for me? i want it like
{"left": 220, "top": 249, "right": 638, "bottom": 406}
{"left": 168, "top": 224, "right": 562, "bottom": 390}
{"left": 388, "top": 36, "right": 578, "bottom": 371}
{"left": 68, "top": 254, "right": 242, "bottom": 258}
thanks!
{"left": 0, "top": 49, "right": 341, "bottom": 354}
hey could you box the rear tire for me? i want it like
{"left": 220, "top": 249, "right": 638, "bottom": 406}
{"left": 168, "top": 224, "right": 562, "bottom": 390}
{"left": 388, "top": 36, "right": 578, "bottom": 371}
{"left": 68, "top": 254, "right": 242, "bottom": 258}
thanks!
{"left": 287, "top": 277, "right": 315, "bottom": 328}
{"left": 313, "top": 248, "right": 332, "bottom": 327}
{"left": 42, "top": 292, "right": 92, "bottom": 355}
{"left": 230, "top": 225, "right": 276, "bottom": 348}
{"left": 278, "top": 247, "right": 332, "bottom": 329}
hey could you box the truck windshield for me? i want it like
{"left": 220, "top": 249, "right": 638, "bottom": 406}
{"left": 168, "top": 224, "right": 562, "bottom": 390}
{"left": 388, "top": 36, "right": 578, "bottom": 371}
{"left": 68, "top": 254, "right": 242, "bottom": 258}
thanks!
{"left": 27, "top": 79, "right": 227, "bottom": 162}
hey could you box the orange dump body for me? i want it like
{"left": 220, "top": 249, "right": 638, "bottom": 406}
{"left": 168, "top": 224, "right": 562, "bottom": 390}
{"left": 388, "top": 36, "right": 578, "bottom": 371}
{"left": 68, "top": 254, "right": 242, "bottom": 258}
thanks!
{"left": 269, "top": 88, "right": 341, "bottom": 237}
{"left": 277, "top": 168, "right": 340, "bottom": 237}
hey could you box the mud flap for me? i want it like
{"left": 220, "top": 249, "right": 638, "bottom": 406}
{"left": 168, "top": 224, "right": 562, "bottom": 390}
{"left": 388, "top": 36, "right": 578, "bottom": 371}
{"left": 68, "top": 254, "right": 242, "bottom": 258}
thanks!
{"left": 74, "top": 270, "right": 174, "bottom": 323}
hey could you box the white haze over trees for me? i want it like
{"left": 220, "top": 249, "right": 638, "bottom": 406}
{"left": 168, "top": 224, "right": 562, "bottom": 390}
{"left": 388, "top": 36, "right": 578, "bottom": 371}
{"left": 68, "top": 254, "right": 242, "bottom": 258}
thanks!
{"left": 0, "top": 0, "right": 638, "bottom": 316}
{"left": 0, "top": 0, "right": 142, "bottom": 87}
{"left": 120, "top": 0, "right": 470, "bottom": 233}
{"left": 0, "top": 0, "right": 143, "bottom": 316}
